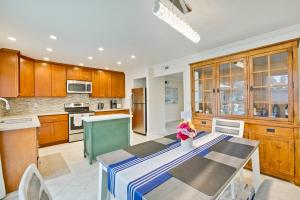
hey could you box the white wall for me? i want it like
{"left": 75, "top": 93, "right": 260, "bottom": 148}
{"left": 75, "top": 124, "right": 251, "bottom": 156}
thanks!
{"left": 165, "top": 78, "right": 184, "bottom": 122}
{"left": 124, "top": 24, "right": 300, "bottom": 135}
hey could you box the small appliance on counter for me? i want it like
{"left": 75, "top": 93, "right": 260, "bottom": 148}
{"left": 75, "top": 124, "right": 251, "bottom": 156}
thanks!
{"left": 97, "top": 103, "right": 104, "bottom": 110}
{"left": 117, "top": 103, "right": 122, "bottom": 109}
{"left": 110, "top": 100, "right": 118, "bottom": 109}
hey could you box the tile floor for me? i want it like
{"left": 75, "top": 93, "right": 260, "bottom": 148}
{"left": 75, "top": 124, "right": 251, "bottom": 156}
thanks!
{"left": 4, "top": 131, "right": 300, "bottom": 200}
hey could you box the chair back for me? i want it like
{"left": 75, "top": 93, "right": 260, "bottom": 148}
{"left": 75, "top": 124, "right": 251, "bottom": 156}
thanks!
{"left": 212, "top": 118, "right": 244, "bottom": 138}
{"left": 19, "top": 164, "right": 52, "bottom": 200}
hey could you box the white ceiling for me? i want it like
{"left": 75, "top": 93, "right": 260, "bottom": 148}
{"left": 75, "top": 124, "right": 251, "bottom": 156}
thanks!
{"left": 0, "top": 0, "right": 300, "bottom": 71}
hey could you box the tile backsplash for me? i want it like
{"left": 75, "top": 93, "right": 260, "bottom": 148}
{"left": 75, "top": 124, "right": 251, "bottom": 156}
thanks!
{"left": 2, "top": 94, "right": 123, "bottom": 116}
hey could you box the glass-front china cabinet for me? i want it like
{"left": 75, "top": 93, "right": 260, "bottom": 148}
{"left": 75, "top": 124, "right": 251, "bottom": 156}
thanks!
{"left": 190, "top": 40, "right": 299, "bottom": 184}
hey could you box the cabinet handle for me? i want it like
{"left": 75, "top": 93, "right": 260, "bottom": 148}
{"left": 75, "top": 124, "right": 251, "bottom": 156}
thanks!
{"left": 266, "top": 128, "right": 275, "bottom": 133}
{"left": 250, "top": 86, "right": 254, "bottom": 92}
{"left": 201, "top": 121, "right": 206, "bottom": 125}
{"left": 213, "top": 88, "right": 215, "bottom": 93}
{"left": 217, "top": 88, "right": 220, "bottom": 93}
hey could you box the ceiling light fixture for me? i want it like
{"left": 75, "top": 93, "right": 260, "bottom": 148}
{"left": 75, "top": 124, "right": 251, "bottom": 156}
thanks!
{"left": 117, "top": 61, "right": 122, "bottom": 65}
{"left": 88, "top": 56, "right": 93, "bottom": 60}
{"left": 152, "top": 0, "right": 200, "bottom": 43}
{"left": 79, "top": 63, "right": 84, "bottom": 66}
{"left": 98, "top": 47, "right": 104, "bottom": 51}
{"left": 131, "top": 55, "right": 136, "bottom": 59}
{"left": 46, "top": 48, "right": 53, "bottom": 52}
{"left": 49, "top": 35, "right": 57, "bottom": 40}
{"left": 43, "top": 57, "right": 49, "bottom": 61}
{"left": 8, "top": 36, "right": 16, "bottom": 41}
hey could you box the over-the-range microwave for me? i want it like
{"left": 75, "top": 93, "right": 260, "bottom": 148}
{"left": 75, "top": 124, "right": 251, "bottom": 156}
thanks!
{"left": 67, "top": 80, "right": 92, "bottom": 94}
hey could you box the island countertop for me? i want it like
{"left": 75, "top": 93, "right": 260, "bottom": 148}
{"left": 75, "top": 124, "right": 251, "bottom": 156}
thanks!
{"left": 81, "top": 114, "right": 131, "bottom": 122}
{"left": 0, "top": 115, "right": 40, "bottom": 132}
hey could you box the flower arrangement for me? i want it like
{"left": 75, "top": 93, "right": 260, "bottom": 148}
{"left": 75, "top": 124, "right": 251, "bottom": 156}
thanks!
{"left": 176, "top": 121, "right": 197, "bottom": 141}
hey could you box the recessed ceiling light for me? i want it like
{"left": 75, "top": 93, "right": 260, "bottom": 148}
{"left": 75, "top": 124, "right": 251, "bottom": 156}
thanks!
{"left": 131, "top": 55, "right": 136, "bottom": 59}
{"left": 117, "top": 61, "right": 122, "bottom": 65}
{"left": 43, "top": 57, "right": 49, "bottom": 61}
{"left": 88, "top": 56, "right": 93, "bottom": 60}
{"left": 49, "top": 35, "right": 57, "bottom": 40}
{"left": 79, "top": 63, "right": 84, "bottom": 66}
{"left": 98, "top": 47, "right": 104, "bottom": 51}
{"left": 105, "top": 67, "right": 110, "bottom": 70}
{"left": 46, "top": 48, "right": 53, "bottom": 52}
{"left": 8, "top": 36, "right": 16, "bottom": 41}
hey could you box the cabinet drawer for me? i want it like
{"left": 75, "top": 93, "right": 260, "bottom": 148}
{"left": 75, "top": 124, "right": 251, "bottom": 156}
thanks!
{"left": 193, "top": 118, "right": 212, "bottom": 130}
{"left": 39, "top": 114, "right": 68, "bottom": 123}
{"left": 95, "top": 109, "right": 130, "bottom": 116}
{"left": 250, "top": 125, "right": 294, "bottom": 139}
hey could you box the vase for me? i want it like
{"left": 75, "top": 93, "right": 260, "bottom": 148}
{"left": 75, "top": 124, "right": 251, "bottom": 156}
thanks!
{"left": 181, "top": 138, "right": 193, "bottom": 151}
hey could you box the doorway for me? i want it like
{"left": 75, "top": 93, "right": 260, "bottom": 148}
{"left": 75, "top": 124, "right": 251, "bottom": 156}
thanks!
{"left": 164, "top": 72, "right": 184, "bottom": 133}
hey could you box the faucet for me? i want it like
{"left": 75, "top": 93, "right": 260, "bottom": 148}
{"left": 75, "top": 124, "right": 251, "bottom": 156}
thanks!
{"left": 0, "top": 98, "right": 10, "bottom": 110}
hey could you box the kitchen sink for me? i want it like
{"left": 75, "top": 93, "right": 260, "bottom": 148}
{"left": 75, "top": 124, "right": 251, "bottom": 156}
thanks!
{"left": 0, "top": 118, "right": 32, "bottom": 124}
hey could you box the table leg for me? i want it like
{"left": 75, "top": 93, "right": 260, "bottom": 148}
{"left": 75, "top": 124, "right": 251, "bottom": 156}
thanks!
{"left": 98, "top": 163, "right": 103, "bottom": 200}
{"left": 251, "top": 148, "right": 261, "bottom": 192}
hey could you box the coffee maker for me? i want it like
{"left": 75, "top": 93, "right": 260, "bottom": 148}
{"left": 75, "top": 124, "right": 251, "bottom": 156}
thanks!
{"left": 110, "top": 100, "right": 117, "bottom": 109}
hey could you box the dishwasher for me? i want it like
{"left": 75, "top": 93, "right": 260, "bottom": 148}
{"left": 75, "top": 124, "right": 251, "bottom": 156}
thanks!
{"left": 0, "top": 155, "right": 5, "bottom": 199}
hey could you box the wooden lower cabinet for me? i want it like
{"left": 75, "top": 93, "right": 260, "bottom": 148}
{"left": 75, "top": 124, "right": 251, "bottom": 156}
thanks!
{"left": 0, "top": 128, "right": 38, "bottom": 192}
{"left": 95, "top": 109, "right": 130, "bottom": 116}
{"left": 192, "top": 118, "right": 212, "bottom": 132}
{"left": 38, "top": 114, "right": 68, "bottom": 147}
{"left": 249, "top": 125, "right": 295, "bottom": 181}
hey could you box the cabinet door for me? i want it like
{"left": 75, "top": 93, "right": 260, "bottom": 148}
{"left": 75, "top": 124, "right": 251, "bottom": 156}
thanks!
{"left": 111, "top": 72, "right": 125, "bottom": 98}
{"left": 250, "top": 50, "right": 292, "bottom": 121}
{"left": 20, "top": 58, "right": 35, "bottom": 96}
{"left": 100, "top": 71, "right": 112, "bottom": 97}
{"left": 91, "top": 69, "right": 101, "bottom": 97}
{"left": 35, "top": 62, "right": 52, "bottom": 96}
{"left": 273, "top": 140, "right": 294, "bottom": 175}
{"left": 250, "top": 134, "right": 266, "bottom": 169}
{"left": 217, "top": 59, "right": 247, "bottom": 117}
{"left": 0, "top": 50, "right": 19, "bottom": 97}
{"left": 67, "top": 66, "right": 91, "bottom": 81}
{"left": 192, "top": 65, "right": 216, "bottom": 116}
{"left": 51, "top": 64, "right": 66, "bottom": 97}
{"left": 52, "top": 121, "right": 68, "bottom": 142}
{"left": 39, "top": 123, "right": 53, "bottom": 146}
{"left": 80, "top": 68, "right": 92, "bottom": 81}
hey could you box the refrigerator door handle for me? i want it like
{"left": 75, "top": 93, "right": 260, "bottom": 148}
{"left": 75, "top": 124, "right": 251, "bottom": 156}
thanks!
{"left": 131, "top": 94, "right": 134, "bottom": 114}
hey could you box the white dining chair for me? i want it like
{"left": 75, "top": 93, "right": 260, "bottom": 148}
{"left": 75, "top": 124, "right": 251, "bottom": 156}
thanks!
{"left": 19, "top": 164, "right": 52, "bottom": 200}
{"left": 212, "top": 118, "right": 244, "bottom": 138}
{"left": 212, "top": 118, "right": 245, "bottom": 199}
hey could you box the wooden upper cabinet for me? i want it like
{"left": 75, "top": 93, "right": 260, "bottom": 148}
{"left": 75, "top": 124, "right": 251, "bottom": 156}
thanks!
{"left": 35, "top": 62, "right": 52, "bottom": 97}
{"left": 67, "top": 66, "right": 92, "bottom": 81}
{"left": 0, "top": 49, "right": 19, "bottom": 97}
{"left": 111, "top": 71, "right": 125, "bottom": 98}
{"left": 91, "top": 69, "right": 111, "bottom": 98}
{"left": 20, "top": 57, "right": 35, "bottom": 97}
{"left": 51, "top": 64, "right": 66, "bottom": 97}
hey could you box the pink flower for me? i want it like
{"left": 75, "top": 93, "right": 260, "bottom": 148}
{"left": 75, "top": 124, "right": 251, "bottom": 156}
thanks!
{"left": 176, "top": 121, "right": 197, "bottom": 140}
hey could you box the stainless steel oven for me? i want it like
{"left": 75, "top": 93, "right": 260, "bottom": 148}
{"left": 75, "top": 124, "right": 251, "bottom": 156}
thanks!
{"left": 65, "top": 103, "right": 94, "bottom": 142}
{"left": 67, "top": 80, "right": 92, "bottom": 94}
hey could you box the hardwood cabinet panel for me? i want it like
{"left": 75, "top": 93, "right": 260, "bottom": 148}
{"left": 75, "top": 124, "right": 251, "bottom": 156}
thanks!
{"left": 0, "top": 49, "right": 19, "bottom": 97}
{"left": 39, "top": 114, "right": 68, "bottom": 123}
{"left": 92, "top": 69, "right": 101, "bottom": 97}
{"left": 111, "top": 72, "right": 125, "bottom": 98}
{"left": 39, "top": 123, "right": 53, "bottom": 146}
{"left": 192, "top": 118, "right": 212, "bottom": 131}
{"left": 52, "top": 121, "right": 68, "bottom": 142}
{"left": 35, "top": 62, "right": 52, "bottom": 96}
{"left": 95, "top": 109, "right": 130, "bottom": 116}
{"left": 100, "top": 71, "right": 112, "bottom": 97}
{"left": 20, "top": 58, "right": 35, "bottom": 96}
{"left": 67, "top": 66, "right": 92, "bottom": 81}
{"left": 0, "top": 128, "right": 38, "bottom": 192}
{"left": 51, "top": 64, "right": 67, "bottom": 96}
{"left": 250, "top": 125, "right": 293, "bottom": 139}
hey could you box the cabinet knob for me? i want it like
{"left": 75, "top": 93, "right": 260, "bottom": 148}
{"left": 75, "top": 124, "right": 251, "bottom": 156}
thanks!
{"left": 250, "top": 86, "right": 254, "bottom": 92}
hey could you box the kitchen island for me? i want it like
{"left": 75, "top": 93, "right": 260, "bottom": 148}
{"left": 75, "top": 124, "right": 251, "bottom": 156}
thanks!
{"left": 82, "top": 114, "right": 131, "bottom": 164}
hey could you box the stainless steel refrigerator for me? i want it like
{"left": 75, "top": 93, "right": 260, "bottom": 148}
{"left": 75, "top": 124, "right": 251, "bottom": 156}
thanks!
{"left": 131, "top": 88, "right": 147, "bottom": 135}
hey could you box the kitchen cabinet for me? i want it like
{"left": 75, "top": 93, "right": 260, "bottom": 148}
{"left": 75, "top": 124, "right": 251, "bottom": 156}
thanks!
{"left": 67, "top": 66, "right": 92, "bottom": 81}
{"left": 95, "top": 109, "right": 130, "bottom": 116}
{"left": 91, "top": 69, "right": 111, "bottom": 97}
{"left": 35, "top": 62, "right": 67, "bottom": 97}
{"left": 0, "top": 128, "right": 38, "bottom": 192}
{"left": 51, "top": 64, "right": 67, "bottom": 96}
{"left": 35, "top": 62, "right": 52, "bottom": 96}
{"left": 20, "top": 57, "right": 35, "bottom": 96}
{"left": 0, "top": 49, "right": 19, "bottom": 97}
{"left": 111, "top": 71, "right": 125, "bottom": 98}
{"left": 190, "top": 40, "right": 299, "bottom": 183}
{"left": 38, "top": 114, "right": 68, "bottom": 147}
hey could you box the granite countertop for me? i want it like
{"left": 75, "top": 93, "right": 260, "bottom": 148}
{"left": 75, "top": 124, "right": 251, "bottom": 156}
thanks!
{"left": 82, "top": 114, "right": 131, "bottom": 122}
{"left": 0, "top": 114, "right": 41, "bottom": 132}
